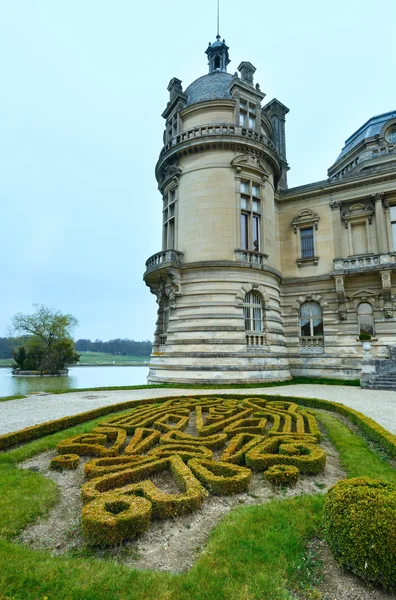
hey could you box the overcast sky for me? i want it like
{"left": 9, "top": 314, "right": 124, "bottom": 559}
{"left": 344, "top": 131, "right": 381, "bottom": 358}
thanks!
{"left": 1, "top": 0, "right": 395, "bottom": 342}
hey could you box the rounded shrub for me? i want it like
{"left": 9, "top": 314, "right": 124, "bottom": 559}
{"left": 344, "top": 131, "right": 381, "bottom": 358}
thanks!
{"left": 50, "top": 453, "right": 80, "bottom": 471}
{"left": 82, "top": 493, "right": 152, "bottom": 545}
{"left": 324, "top": 477, "right": 396, "bottom": 590}
{"left": 264, "top": 464, "right": 300, "bottom": 486}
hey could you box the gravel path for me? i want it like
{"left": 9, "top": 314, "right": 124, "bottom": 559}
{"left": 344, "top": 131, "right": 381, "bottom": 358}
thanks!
{"left": 0, "top": 385, "right": 395, "bottom": 436}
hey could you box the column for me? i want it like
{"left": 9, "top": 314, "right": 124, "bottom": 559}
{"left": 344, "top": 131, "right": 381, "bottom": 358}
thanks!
{"left": 374, "top": 192, "right": 388, "bottom": 253}
{"left": 330, "top": 201, "right": 343, "bottom": 259}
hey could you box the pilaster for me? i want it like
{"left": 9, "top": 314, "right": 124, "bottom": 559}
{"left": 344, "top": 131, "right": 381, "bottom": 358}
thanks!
{"left": 330, "top": 201, "right": 343, "bottom": 259}
{"left": 374, "top": 192, "right": 388, "bottom": 253}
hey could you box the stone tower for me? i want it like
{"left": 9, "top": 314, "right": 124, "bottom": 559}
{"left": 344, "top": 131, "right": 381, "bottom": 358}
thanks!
{"left": 143, "top": 36, "right": 292, "bottom": 384}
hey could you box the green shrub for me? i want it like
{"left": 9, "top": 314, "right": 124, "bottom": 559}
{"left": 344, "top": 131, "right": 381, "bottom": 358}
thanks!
{"left": 323, "top": 477, "right": 396, "bottom": 590}
{"left": 264, "top": 464, "right": 300, "bottom": 486}
{"left": 50, "top": 453, "right": 80, "bottom": 470}
{"left": 82, "top": 492, "right": 152, "bottom": 545}
{"left": 188, "top": 458, "right": 251, "bottom": 495}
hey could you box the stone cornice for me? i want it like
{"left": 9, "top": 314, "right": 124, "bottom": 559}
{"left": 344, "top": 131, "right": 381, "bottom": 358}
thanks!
{"left": 277, "top": 170, "right": 396, "bottom": 205}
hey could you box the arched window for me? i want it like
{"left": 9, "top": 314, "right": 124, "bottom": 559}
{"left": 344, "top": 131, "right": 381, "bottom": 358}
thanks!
{"left": 243, "top": 292, "right": 263, "bottom": 332}
{"left": 357, "top": 302, "right": 374, "bottom": 336}
{"left": 214, "top": 55, "right": 221, "bottom": 70}
{"left": 300, "top": 302, "right": 323, "bottom": 337}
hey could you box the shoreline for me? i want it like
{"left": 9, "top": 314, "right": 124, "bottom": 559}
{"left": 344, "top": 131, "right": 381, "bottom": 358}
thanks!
{"left": 0, "top": 363, "right": 149, "bottom": 369}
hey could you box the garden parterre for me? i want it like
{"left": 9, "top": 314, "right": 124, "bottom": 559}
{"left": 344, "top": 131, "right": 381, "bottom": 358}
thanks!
{"left": 51, "top": 396, "right": 327, "bottom": 545}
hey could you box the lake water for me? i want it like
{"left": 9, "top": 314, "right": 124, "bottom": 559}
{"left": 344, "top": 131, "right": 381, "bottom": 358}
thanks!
{"left": 0, "top": 366, "right": 149, "bottom": 398}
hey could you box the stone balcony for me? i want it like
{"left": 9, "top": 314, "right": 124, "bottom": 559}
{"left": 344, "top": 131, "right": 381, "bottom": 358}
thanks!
{"left": 159, "top": 123, "right": 278, "bottom": 157}
{"left": 235, "top": 249, "right": 268, "bottom": 266}
{"left": 333, "top": 252, "right": 396, "bottom": 273}
{"left": 144, "top": 250, "right": 184, "bottom": 275}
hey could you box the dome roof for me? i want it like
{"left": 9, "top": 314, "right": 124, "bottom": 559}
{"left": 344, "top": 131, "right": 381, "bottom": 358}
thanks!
{"left": 185, "top": 71, "right": 234, "bottom": 107}
{"left": 337, "top": 110, "right": 396, "bottom": 160}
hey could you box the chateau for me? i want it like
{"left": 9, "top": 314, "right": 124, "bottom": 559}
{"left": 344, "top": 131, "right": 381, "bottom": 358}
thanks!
{"left": 143, "top": 36, "right": 396, "bottom": 384}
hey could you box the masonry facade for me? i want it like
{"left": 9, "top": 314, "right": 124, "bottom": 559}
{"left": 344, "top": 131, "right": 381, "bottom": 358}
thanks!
{"left": 143, "top": 37, "right": 396, "bottom": 384}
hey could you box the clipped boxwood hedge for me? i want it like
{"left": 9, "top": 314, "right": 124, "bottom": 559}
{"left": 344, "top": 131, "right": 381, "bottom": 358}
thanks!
{"left": 82, "top": 492, "right": 152, "bottom": 546}
{"left": 245, "top": 435, "right": 326, "bottom": 474}
{"left": 264, "top": 464, "right": 300, "bottom": 486}
{"left": 324, "top": 477, "right": 396, "bottom": 590}
{"left": 50, "top": 453, "right": 80, "bottom": 471}
{"left": 188, "top": 458, "right": 251, "bottom": 495}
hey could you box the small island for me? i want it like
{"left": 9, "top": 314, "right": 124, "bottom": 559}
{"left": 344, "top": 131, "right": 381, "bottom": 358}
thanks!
{"left": 10, "top": 305, "right": 79, "bottom": 377}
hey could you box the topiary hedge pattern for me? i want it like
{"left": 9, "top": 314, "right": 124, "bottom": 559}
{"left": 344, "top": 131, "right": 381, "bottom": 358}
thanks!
{"left": 323, "top": 477, "right": 396, "bottom": 591}
{"left": 48, "top": 396, "right": 327, "bottom": 545}
{"left": 264, "top": 464, "right": 300, "bottom": 486}
{"left": 50, "top": 453, "right": 80, "bottom": 471}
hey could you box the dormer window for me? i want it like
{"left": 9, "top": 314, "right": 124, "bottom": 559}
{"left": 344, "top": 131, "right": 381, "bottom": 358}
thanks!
{"left": 388, "top": 130, "right": 396, "bottom": 144}
{"left": 239, "top": 99, "right": 256, "bottom": 129}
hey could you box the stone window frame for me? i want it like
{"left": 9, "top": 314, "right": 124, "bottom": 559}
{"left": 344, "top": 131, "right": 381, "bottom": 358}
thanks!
{"left": 341, "top": 203, "right": 374, "bottom": 256}
{"left": 291, "top": 294, "right": 328, "bottom": 349}
{"left": 390, "top": 204, "right": 396, "bottom": 251}
{"left": 291, "top": 209, "right": 320, "bottom": 267}
{"left": 236, "top": 283, "right": 270, "bottom": 347}
{"left": 357, "top": 301, "right": 375, "bottom": 337}
{"left": 239, "top": 98, "right": 257, "bottom": 129}
{"left": 162, "top": 180, "right": 179, "bottom": 251}
{"left": 239, "top": 178, "right": 262, "bottom": 252}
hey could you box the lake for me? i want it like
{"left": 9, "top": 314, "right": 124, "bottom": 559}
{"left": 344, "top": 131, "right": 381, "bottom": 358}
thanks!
{"left": 0, "top": 366, "right": 149, "bottom": 398}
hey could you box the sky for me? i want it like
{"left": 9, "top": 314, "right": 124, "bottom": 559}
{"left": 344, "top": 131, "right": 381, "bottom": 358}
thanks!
{"left": 1, "top": 0, "right": 395, "bottom": 342}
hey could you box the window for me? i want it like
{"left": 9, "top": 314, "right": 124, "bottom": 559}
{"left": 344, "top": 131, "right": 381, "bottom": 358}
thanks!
{"left": 300, "top": 227, "right": 314, "bottom": 258}
{"left": 387, "top": 130, "right": 396, "bottom": 143}
{"left": 167, "top": 114, "right": 178, "bottom": 141}
{"left": 243, "top": 292, "right": 263, "bottom": 332}
{"left": 391, "top": 206, "right": 396, "bottom": 250}
{"left": 163, "top": 189, "right": 176, "bottom": 249}
{"left": 239, "top": 99, "right": 256, "bottom": 129}
{"left": 240, "top": 180, "right": 261, "bottom": 251}
{"left": 300, "top": 302, "right": 323, "bottom": 337}
{"left": 358, "top": 302, "right": 374, "bottom": 336}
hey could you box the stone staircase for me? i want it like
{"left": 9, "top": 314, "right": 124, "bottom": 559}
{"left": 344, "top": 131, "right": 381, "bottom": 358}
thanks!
{"left": 361, "top": 345, "right": 396, "bottom": 390}
{"left": 363, "top": 373, "right": 396, "bottom": 390}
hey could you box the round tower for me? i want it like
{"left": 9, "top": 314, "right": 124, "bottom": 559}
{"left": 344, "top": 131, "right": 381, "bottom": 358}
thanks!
{"left": 144, "top": 37, "right": 292, "bottom": 384}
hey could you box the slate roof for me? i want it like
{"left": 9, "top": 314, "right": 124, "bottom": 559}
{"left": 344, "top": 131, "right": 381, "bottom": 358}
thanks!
{"left": 337, "top": 110, "right": 396, "bottom": 160}
{"left": 185, "top": 71, "right": 235, "bottom": 107}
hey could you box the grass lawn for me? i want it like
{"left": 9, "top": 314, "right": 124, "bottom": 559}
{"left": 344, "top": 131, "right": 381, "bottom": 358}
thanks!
{"left": 0, "top": 397, "right": 395, "bottom": 599}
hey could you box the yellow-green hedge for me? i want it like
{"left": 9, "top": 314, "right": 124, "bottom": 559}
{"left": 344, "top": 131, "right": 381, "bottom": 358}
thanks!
{"left": 159, "top": 430, "right": 228, "bottom": 450}
{"left": 221, "top": 433, "right": 265, "bottom": 465}
{"left": 324, "top": 477, "right": 396, "bottom": 590}
{"left": 245, "top": 435, "right": 326, "bottom": 474}
{"left": 264, "top": 464, "right": 300, "bottom": 486}
{"left": 188, "top": 458, "right": 251, "bottom": 495}
{"left": 57, "top": 428, "right": 126, "bottom": 458}
{"left": 82, "top": 492, "right": 152, "bottom": 546}
{"left": 147, "top": 443, "right": 213, "bottom": 461}
{"left": 82, "top": 455, "right": 207, "bottom": 520}
{"left": 50, "top": 453, "right": 80, "bottom": 471}
{"left": 124, "top": 427, "right": 161, "bottom": 455}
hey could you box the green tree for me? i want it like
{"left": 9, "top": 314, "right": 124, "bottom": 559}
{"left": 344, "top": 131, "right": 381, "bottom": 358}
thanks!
{"left": 11, "top": 304, "right": 80, "bottom": 373}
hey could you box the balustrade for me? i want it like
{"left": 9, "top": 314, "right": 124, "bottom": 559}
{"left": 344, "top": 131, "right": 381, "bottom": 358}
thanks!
{"left": 145, "top": 250, "right": 184, "bottom": 271}
{"left": 246, "top": 334, "right": 266, "bottom": 347}
{"left": 235, "top": 249, "right": 268, "bottom": 266}
{"left": 299, "top": 336, "right": 324, "bottom": 348}
{"left": 334, "top": 253, "right": 396, "bottom": 272}
{"left": 160, "top": 123, "right": 277, "bottom": 156}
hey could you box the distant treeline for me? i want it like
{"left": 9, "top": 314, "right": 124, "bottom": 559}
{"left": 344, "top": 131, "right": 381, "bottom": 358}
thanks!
{"left": 0, "top": 337, "right": 152, "bottom": 358}
{"left": 0, "top": 337, "right": 29, "bottom": 359}
{"left": 75, "top": 338, "right": 152, "bottom": 356}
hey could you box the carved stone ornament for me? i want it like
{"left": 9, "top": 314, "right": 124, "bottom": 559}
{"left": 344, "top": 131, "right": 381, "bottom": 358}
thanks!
{"left": 156, "top": 269, "right": 181, "bottom": 310}
{"left": 372, "top": 192, "right": 385, "bottom": 203}
{"left": 291, "top": 294, "right": 328, "bottom": 312}
{"left": 159, "top": 164, "right": 182, "bottom": 188}
{"left": 334, "top": 275, "right": 347, "bottom": 320}
{"left": 231, "top": 153, "right": 269, "bottom": 180}
{"left": 380, "top": 270, "right": 393, "bottom": 317}
{"left": 236, "top": 283, "right": 270, "bottom": 307}
{"left": 291, "top": 209, "right": 319, "bottom": 233}
{"left": 329, "top": 201, "right": 342, "bottom": 211}
{"left": 342, "top": 203, "right": 374, "bottom": 228}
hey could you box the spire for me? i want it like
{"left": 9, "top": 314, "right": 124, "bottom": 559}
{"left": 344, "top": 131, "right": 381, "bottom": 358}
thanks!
{"left": 205, "top": 35, "right": 230, "bottom": 73}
